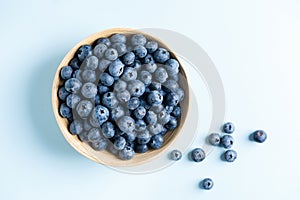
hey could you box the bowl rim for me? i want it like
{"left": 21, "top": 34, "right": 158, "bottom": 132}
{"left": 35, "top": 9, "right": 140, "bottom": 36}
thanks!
{"left": 52, "top": 28, "right": 190, "bottom": 167}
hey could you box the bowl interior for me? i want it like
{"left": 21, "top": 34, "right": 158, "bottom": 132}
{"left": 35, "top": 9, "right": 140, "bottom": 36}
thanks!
{"left": 52, "top": 28, "right": 190, "bottom": 167}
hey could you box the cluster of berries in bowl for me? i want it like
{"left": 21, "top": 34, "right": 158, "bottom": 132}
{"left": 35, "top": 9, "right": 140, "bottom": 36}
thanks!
{"left": 54, "top": 30, "right": 188, "bottom": 163}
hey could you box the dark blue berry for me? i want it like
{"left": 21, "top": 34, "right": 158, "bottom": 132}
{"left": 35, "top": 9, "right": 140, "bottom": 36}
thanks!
{"left": 170, "top": 149, "right": 182, "bottom": 161}
{"left": 148, "top": 82, "right": 161, "bottom": 90}
{"left": 94, "top": 94, "right": 101, "bottom": 105}
{"left": 145, "top": 41, "right": 158, "bottom": 53}
{"left": 224, "top": 149, "right": 237, "bottom": 162}
{"left": 142, "top": 54, "right": 154, "bottom": 64}
{"left": 133, "top": 45, "right": 147, "bottom": 58}
{"left": 58, "top": 87, "right": 70, "bottom": 101}
{"left": 153, "top": 48, "right": 170, "bottom": 63}
{"left": 145, "top": 111, "right": 157, "bottom": 125}
{"left": 201, "top": 178, "right": 214, "bottom": 190}
{"left": 60, "top": 66, "right": 73, "bottom": 80}
{"left": 118, "top": 146, "right": 135, "bottom": 160}
{"left": 220, "top": 135, "right": 234, "bottom": 149}
{"left": 127, "top": 97, "right": 140, "bottom": 110}
{"left": 223, "top": 122, "right": 235, "bottom": 133}
{"left": 100, "top": 72, "right": 114, "bottom": 86}
{"left": 135, "top": 119, "right": 147, "bottom": 132}
{"left": 113, "top": 136, "right": 126, "bottom": 150}
{"left": 77, "top": 45, "right": 92, "bottom": 62}
{"left": 133, "top": 106, "right": 146, "bottom": 119}
{"left": 129, "top": 60, "right": 141, "bottom": 70}
{"left": 165, "top": 92, "right": 179, "bottom": 106}
{"left": 165, "top": 59, "right": 179, "bottom": 76}
{"left": 122, "top": 52, "right": 135, "bottom": 65}
{"left": 102, "top": 92, "right": 119, "bottom": 109}
{"left": 165, "top": 116, "right": 177, "bottom": 130}
{"left": 108, "top": 59, "right": 124, "bottom": 77}
{"left": 93, "top": 105, "right": 109, "bottom": 126}
{"left": 208, "top": 133, "right": 221, "bottom": 146}
{"left": 191, "top": 148, "right": 206, "bottom": 162}
{"left": 253, "top": 130, "right": 267, "bottom": 143}
{"left": 97, "top": 84, "right": 110, "bottom": 95}
{"left": 64, "top": 78, "right": 82, "bottom": 93}
{"left": 147, "top": 90, "right": 163, "bottom": 105}
{"left": 172, "top": 106, "right": 181, "bottom": 118}
{"left": 59, "top": 103, "right": 72, "bottom": 118}
{"left": 135, "top": 144, "right": 148, "bottom": 153}
{"left": 149, "top": 134, "right": 164, "bottom": 149}
{"left": 69, "top": 57, "right": 81, "bottom": 70}
{"left": 69, "top": 120, "right": 83, "bottom": 135}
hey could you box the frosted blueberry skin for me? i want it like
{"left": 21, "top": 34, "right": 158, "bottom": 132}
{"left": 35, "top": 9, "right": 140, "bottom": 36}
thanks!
{"left": 76, "top": 44, "right": 92, "bottom": 62}
{"left": 131, "top": 34, "right": 147, "bottom": 46}
{"left": 133, "top": 106, "right": 146, "bottom": 119}
{"left": 93, "top": 43, "right": 108, "bottom": 58}
{"left": 82, "top": 56, "right": 98, "bottom": 70}
{"left": 133, "top": 45, "right": 147, "bottom": 58}
{"left": 60, "top": 66, "right": 73, "bottom": 80}
{"left": 145, "top": 41, "right": 158, "bottom": 53}
{"left": 69, "top": 120, "right": 83, "bottom": 135}
{"left": 220, "top": 135, "right": 234, "bottom": 149}
{"left": 135, "top": 144, "right": 148, "bottom": 153}
{"left": 100, "top": 72, "right": 114, "bottom": 86}
{"left": 89, "top": 138, "right": 107, "bottom": 151}
{"left": 118, "top": 146, "right": 135, "bottom": 160}
{"left": 59, "top": 103, "right": 72, "bottom": 119}
{"left": 81, "top": 82, "right": 97, "bottom": 99}
{"left": 208, "top": 133, "right": 221, "bottom": 146}
{"left": 127, "top": 97, "right": 140, "bottom": 110}
{"left": 108, "top": 59, "right": 125, "bottom": 77}
{"left": 93, "top": 105, "right": 109, "bottom": 126}
{"left": 122, "top": 52, "right": 135, "bottom": 65}
{"left": 64, "top": 78, "right": 82, "bottom": 93}
{"left": 170, "top": 149, "right": 182, "bottom": 161}
{"left": 113, "top": 136, "right": 126, "bottom": 150}
{"left": 223, "top": 122, "right": 235, "bottom": 134}
{"left": 153, "top": 48, "right": 170, "bottom": 63}
{"left": 58, "top": 87, "right": 70, "bottom": 101}
{"left": 224, "top": 149, "right": 237, "bottom": 162}
{"left": 191, "top": 148, "right": 206, "bottom": 162}
{"left": 252, "top": 130, "right": 267, "bottom": 143}
{"left": 95, "top": 37, "right": 111, "bottom": 47}
{"left": 76, "top": 100, "right": 93, "bottom": 118}
{"left": 201, "top": 178, "right": 214, "bottom": 190}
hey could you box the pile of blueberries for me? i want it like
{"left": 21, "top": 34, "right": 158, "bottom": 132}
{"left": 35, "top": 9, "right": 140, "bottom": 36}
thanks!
{"left": 58, "top": 32, "right": 185, "bottom": 160}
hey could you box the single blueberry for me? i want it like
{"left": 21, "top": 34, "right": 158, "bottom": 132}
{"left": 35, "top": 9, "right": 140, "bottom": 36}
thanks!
{"left": 108, "top": 59, "right": 125, "bottom": 77}
{"left": 69, "top": 57, "right": 81, "bottom": 70}
{"left": 148, "top": 82, "right": 162, "bottom": 91}
{"left": 82, "top": 55, "right": 98, "bottom": 70}
{"left": 87, "top": 128, "right": 101, "bottom": 142}
{"left": 139, "top": 70, "right": 152, "bottom": 85}
{"left": 165, "top": 92, "right": 180, "bottom": 106}
{"left": 135, "top": 119, "right": 147, "bottom": 132}
{"left": 121, "top": 67, "right": 137, "bottom": 82}
{"left": 223, "top": 122, "right": 235, "bottom": 134}
{"left": 110, "top": 33, "right": 126, "bottom": 43}
{"left": 133, "top": 106, "right": 146, "bottom": 119}
{"left": 122, "top": 52, "right": 135, "bottom": 65}
{"left": 100, "top": 72, "right": 114, "bottom": 86}
{"left": 69, "top": 120, "right": 83, "bottom": 135}
{"left": 170, "top": 149, "right": 182, "bottom": 161}
{"left": 117, "top": 90, "right": 131, "bottom": 103}
{"left": 95, "top": 37, "right": 111, "bottom": 47}
{"left": 82, "top": 70, "right": 96, "bottom": 82}
{"left": 165, "top": 59, "right": 179, "bottom": 76}
{"left": 111, "top": 105, "right": 125, "bottom": 120}
{"left": 102, "top": 92, "right": 119, "bottom": 109}
{"left": 101, "top": 122, "right": 115, "bottom": 138}
{"left": 145, "top": 41, "right": 158, "bottom": 53}
{"left": 59, "top": 103, "right": 72, "bottom": 118}
{"left": 129, "top": 60, "right": 141, "bottom": 70}
{"left": 135, "top": 144, "right": 148, "bottom": 153}
{"left": 81, "top": 82, "right": 97, "bottom": 99}
{"left": 149, "top": 134, "right": 164, "bottom": 149}
{"left": 89, "top": 138, "right": 107, "bottom": 151}
{"left": 144, "top": 63, "right": 157, "bottom": 73}
{"left": 127, "top": 80, "right": 145, "bottom": 97}
{"left": 220, "top": 135, "right": 234, "bottom": 149}
{"left": 92, "top": 105, "right": 109, "bottom": 126}
{"left": 118, "top": 146, "right": 135, "bottom": 160}
{"left": 153, "top": 48, "right": 170, "bottom": 63}
{"left": 145, "top": 111, "right": 158, "bottom": 125}
{"left": 224, "top": 149, "right": 237, "bottom": 162}
{"left": 163, "top": 79, "right": 178, "bottom": 92}
{"left": 142, "top": 54, "right": 154, "bottom": 64}
{"left": 76, "top": 100, "right": 93, "bottom": 118}
{"left": 157, "top": 109, "right": 171, "bottom": 125}
{"left": 201, "top": 178, "right": 214, "bottom": 190}
{"left": 93, "top": 43, "right": 108, "bottom": 58}
{"left": 64, "top": 78, "right": 82, "bottom": 93}
{"left": 172, "top": 106, "right": 181, "bottom": 118}
{"left": 98, "top": 59, "right": 111, "bottom": 72}
{"left": 131, "top": 34, "right": 147, "bottom": 46}
{"left": 133, "top": 45, "right": 147, "bottom": 58}
{"left": 154, "top": 67, "right": 168, "bottom": 83}
{"left": 147, "top": 90, "right": 163, "bottom": 106}
{"left": 104, "top": 48, "right": 118, "bottom": 61}
{"left": 58, "top": 87, "right": 70, "bottom": 101}
{"left": 60, "top": 66, "right": 73, "bottom": 80}
{"left": 208, "top": 133, "right": 221, "bottom": 146}
{"left": 191, "top": 148, "right": 206, "bottom": 162}
{"left": 77, "top": 44, "right": 92, "bottom": 62}
{"left": 112, "top": 42, "right": 127, "bottom": 56}
{"left": 253, "top": 130, "right": 267, "bottom": 143}
{"left": 113, "top": 136, "right": 126, "bottom": 150}
{"left": 148, "top": 123, "right": 163, "bottom": 135}
{"left": 117, "top": 116, "right": 135, "bottom": 133}
{"left": 97, "top": 84, "right": 110, "bottom": 95}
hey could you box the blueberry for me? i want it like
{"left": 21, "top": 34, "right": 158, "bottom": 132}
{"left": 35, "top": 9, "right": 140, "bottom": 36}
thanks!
{"left": 98, "top": 59, "right": 111, "bottom": 72}
{"left": 118, "top": 146, "right": 135, "bottom": 160}
{"left": 82, "top": 55, "right": 98, "bottom": 70}
{"left": 145, "top": 41, "right": 158, "bottom": 53}
{"left": 113, "top": 136, "right": 126, "bottom": 150}
{"left": 224, "top": 149, "right": 237, "bottom": 162}
{"left": 165, "top": 92, "right": 179, "bottom": 106}
{"left": 71, "top": 69, "right": 82, "bottom": 81}
{"left": 252, "top": 130, "right": 267, "bottom": 143}
{"left": 117, "top": 90, "right": 131, "bottom": 103}
{"left": 113, "top": 80, "right": 127, "bottom": 92}
{"left": 147, "top": 90, "right": 163, "bottom": 106}
{"left": 191, "top": 148, "right": 206, "bottom": 162}
{"left": 208, "top": 133, "right": 221, "bottom": 146}
{"left": 108, "top": 59, "right": 125, "bottom": 77}
{"left": 148, "top": 82, "right": 162, "bottom": 91}
{"left": 58, "top": 87, "right": 70, "bottom": 101}
{"left": 157, "top": 109, "right": 171, "bottom": 125}
{"left": 129, "top": 60, "right": 141, "bottom": 70}
{"left": 142, "top": 54, "right": 154, "bottom": 64}
{"left": 76, "top": 100, "right": 93, "bottom": 118}
{"left": 117, "top": 116, "right": 135, "bottom": 133}
{"left": 89, "top": 138, "right": 107, "bottom": 151}
{"left": 78, "top": 131, "right": 89, "bottom": 142}
{"left": 135, "top": 119, "right": 147, "bottom": 132}
{"left": 172, "top": 106, "right": 182, "bottom": 118}
{"left": 127, "top": 80, "right": 145, "bottom": 97}
{"left": 139, "top": 70, "right": 152, "bottom": 85}
{"left": 82, "top": 70, "right": 96, "bottom": 82}
{"left": 95, "top": 37, "right": 111, "bottom": 47}
{"left": 104, "top": 48, "right": 118, "bottom": 61}
{"left": 133, "top": 45, "right": 147, "bottom": 58}
{"left": 159, "top": 127, "right": 168, "bottom": 136}
{"left": 135, "top": 144, "right": 148, "bottom": 153}
{"left": 148, "top": 123, "right": 163, "bottom": 135}
{"left": 127, "top": 97, "right": 140, "bottom": 110}
{"left": 144, "top": 63, "right": 157, "bottom": 73}
{"left": 175, "top": 88, "right": 185, "bottom": 101}
{"left": 121, "top": 67, "right": 137, "bottom": 82}
{"left": 145, "top": 111, "right": 157, "bottom": 125}
{"left": 164, "top": 105, "right": 173, "bottom": 114}
{"left": 201, "top": 178, "right": 214, "bottom": 190}
{"left": 123, "top": 131, "right": 136, "bottom": 142}
{"left": 93, "top": 43, "right": 108, "bottom": 58}
{"left": 97, "top": 84, "right": 110, "bottom": 95}
{"left": 100, "top": 122, "right": 115, "bottom": 138}
{"left": 122, "top": 52, "right": 135, "bottom": 65}
{"left": 149, "top": 134, "right": 164, "bottom": 149}
{"left": 100, "top": 72, "right": 114, "bottom": 86}
{"left": 112, "top": 42, "right": 127, "bottom": 56}
{"left": 69, "top": 57, "right": 81, "bottom": 70}
{"left": 87, "top": 128, "right": 101, "bottom": 142}
{"left": 165, "top": 59, "right": 179, "bottom": 76}
{"left": 110, "top": 33, "right": 126, "bottom": 43}
{"left": 102, "top": 92, "right": 119, "bottom": 109}
{"left": 163, "top": 80, "right": 178, "bottom": 92}
{"left": 89, "top": 116, "right": 101, "bottom": 128}
{"left": 59, "top": 103, "right": 72, "bottom": 118}
{"left": 133, "top": 106, "right": 146, "bottom": 119}
{"left": 92, "top": 105, "right": 109, "bottom": 126}
{"left": 165, "top": 115, "right": 177, "bottom": 130}
{"left": 150, "top": 104, "right": 164, "bottom": 114}
{"left": 126, "top": 140, "right": 136, "bottom": 149}
{"left": 64, "top": 78, "right": 82, "bottom": 93}
{"left": 154, "top": 67, "right": 168, "bottom": 83}
{"left": 220, "top": 135, "right": 234, "bottom": 149}
{"left": 131, "top": 34, "right": 147, "bottom": 46}
{"left": 153, "top": 48, "right": 170, "bottom": 63}
{"left": 81, "top": 82, "right": 97, "bottom": 99}
{"left": 77, "top": 45, "right": 92, "bottom": 62}
{"left": 94, "top": 94, "right": 101, "bottom": 105}
{"left": 69, "top": 120, "right": 83, "bottom": 135}
{"left": 170, "top": 149, "right": 182, "bottom": 161}
{"left": 223, "top": 122, "right": 235, "bottom": 134}
{"left": 111, "top": 105, "right": 125, "bottom": 120}
{"left": 60, "top": 66, "right": 73, "bottom": 80}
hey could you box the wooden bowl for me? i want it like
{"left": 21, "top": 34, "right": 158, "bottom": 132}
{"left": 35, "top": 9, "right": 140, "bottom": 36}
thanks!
{"left": 52, "top": 28, "right": 190, "bottom": 167}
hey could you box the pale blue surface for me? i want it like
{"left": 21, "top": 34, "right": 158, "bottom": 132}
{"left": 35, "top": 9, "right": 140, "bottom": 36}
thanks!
{"left": 1, "top": 0, "right": 300, "bottom": 199}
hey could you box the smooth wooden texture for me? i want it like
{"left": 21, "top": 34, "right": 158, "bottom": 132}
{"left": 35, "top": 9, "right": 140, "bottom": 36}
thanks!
{"left": 52, "top": 28, "right": 190, "bottom": 167}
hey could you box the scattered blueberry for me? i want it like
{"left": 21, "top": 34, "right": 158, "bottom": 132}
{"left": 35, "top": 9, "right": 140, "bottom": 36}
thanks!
{"left": 252, "top": 130, "right": 267, "bottom": 143}
{"left": 191, "top": 148, "right": 206, "bottom": 162}
{"left": 223, "top": 122, "right": 235, "bottom": 134}
{"left": 208, "top": 133, "right": 221, "bottom": 146}
{"left": 149, "top": 134, "right": 164, "bottom": 149}
{"left": 220, "top": 135, "right": 234, "bottom": 149}
{"left": 170, "top": 149, "right": 182, "bottom": 161}
{"left": 201, "top": 178, "right": 214, "bottom": 190}
{"left": 224, "top": 149, "right": 237, "bottom": 162}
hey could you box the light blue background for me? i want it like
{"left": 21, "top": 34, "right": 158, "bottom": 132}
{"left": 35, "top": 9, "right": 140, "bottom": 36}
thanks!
{"left": 1, "top": 0, "right": 300, "bottom": 199}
